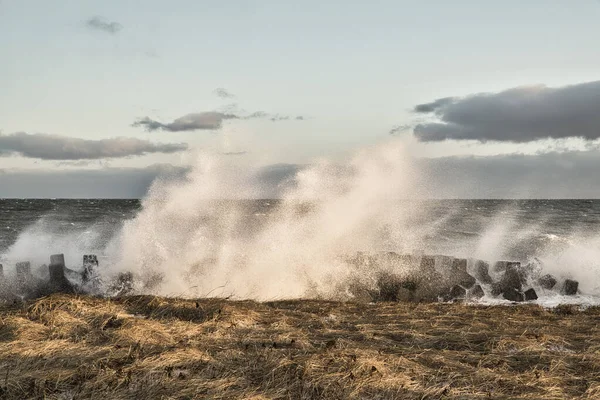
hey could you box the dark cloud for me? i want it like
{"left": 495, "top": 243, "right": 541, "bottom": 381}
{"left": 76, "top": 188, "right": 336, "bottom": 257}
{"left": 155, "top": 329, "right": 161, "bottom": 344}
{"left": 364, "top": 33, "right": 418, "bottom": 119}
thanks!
{"left": 413, "top": 81, "right": 600, "bottom": 142}
{"left": 416, "top": 150, "right": 600, "bottom": 198}
{"left": 414, "top": 97, "right": 455, "bottom": 113}
{"left": 245, "top": 152, "right": 600, "bottom": 199}
{"left": 132, "top": 112, "right": 237, "bottom": 132}
{"left": 133, "top": 110, "right": 304, "bottom": 132}
{"left": 0, "top": 132, "right": 187, "bottom": 160}
{"left": 214, "top": 88, "right": 235, "bottom": 99}
{"left": 86, "top": 16, "right": 123, "bottom": 34}
{"left": 5, "top": 151, "right": 600, "bottom": 198}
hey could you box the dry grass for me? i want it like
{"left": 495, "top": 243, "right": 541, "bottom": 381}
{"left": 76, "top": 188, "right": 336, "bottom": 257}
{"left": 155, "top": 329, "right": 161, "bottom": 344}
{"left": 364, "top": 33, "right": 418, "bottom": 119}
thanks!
{"left": 1, "top": 295, "right": 599, "bottom": 399}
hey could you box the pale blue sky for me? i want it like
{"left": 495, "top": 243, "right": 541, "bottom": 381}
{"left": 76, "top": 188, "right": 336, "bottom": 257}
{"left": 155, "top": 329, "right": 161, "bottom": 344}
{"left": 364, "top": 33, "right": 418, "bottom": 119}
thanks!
{"left": 1, "top": 0, "right": 600, "bottom": 196}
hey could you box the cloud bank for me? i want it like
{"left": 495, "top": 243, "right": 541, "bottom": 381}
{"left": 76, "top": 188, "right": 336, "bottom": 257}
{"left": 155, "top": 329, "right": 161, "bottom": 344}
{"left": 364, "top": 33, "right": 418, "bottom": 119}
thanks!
{"left": 86, "top": 16, "right": 123, "bottom": 34}
{"left": 413, "top": 80, "right": 600, "bottom": 142}
{"left": 0, "top": 132, "right": 187, "bottom": 160}
{"left": 0, "top": 165, "right": 189, "bottom": 199}
{"left": 4, "top": 150, "right": 600, "bottom": 198}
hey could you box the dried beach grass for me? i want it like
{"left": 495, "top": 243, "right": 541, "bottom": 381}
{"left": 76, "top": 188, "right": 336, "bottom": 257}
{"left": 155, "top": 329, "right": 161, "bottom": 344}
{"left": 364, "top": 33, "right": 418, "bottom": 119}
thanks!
{"left": 1, "top": 295, "right": 599, "bottom": 399}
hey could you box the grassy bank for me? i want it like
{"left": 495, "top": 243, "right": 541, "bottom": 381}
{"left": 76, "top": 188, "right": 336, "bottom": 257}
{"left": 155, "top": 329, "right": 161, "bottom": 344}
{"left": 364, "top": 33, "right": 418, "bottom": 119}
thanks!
{"left": 1, "top": 295, "right": 599, "bottom": 399}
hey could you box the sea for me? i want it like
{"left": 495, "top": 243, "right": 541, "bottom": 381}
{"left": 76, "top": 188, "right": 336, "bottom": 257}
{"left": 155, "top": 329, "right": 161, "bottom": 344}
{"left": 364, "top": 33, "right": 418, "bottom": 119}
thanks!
{"left": 1, "top": 199, "right": 600, "bottom": 305}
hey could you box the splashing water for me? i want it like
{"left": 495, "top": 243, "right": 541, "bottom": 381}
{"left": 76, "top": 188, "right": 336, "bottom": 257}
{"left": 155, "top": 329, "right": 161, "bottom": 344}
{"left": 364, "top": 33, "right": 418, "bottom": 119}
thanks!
{"left": 3, "top": 139, "right": 600, "bottom": 305}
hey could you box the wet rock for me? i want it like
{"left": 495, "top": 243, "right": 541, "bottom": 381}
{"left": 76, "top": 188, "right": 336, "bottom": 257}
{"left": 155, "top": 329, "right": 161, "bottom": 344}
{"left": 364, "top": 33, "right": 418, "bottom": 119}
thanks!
{"left": 562, "top": 279, "right": 579, "bottom": 296}
{"left": 502, "top": 288, "right": 524, "bottom": 302}
{"left": 468, "top": 284, "right": 485, "bottom": 299}
{"left": 524, "top": 288, "right": 538, "bottom": 301}
{"left": 538, "top": 274, "right": 557, "bottom": 290}
{"left": 471, "top": 260, "right": 493, "bottom": 284}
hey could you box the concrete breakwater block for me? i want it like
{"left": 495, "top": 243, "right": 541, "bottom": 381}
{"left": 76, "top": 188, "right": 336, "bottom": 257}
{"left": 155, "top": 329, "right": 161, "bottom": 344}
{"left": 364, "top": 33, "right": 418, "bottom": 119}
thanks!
{"left": 15, "top": 261, "right": 33, "bottom": 287}
{"left": 491, "top": 264, "right": 526, "bottom": 297}
{"left": 450, "top": 258, "right": 476, "bottom": 288}
{"left": 48, "top": 254, "right": 75, "bottom": 293}
{"left": 562, "top": 279, "right": 579, "bottom": 295}
{"left": 108, "top": 272, "right": 135, "bottom": 297}
{"left": 471, "top": 260, "right": 493, "bottom": 284}
{"left": 524, "top": 288, "right": 538, "bottom": 301}
{"left": 468, "top": 284, "right": 485, "bottom": 299}
{"left": 445, "top": 285, "right": 467, "bottom": 301}
{"left": 82, "top": 254, "right": 100, "bottom": 285}
{"left": 502, "top": 287, "right": 525, "bottom": 302}
{"left": 344, "top": 251, "right": 580, "bottom": 303}
{"left": 493, "top": 261, "right": 521, "bottom": 273}
{"left": 538, "top": 274, "right": 557, "bottom": 290}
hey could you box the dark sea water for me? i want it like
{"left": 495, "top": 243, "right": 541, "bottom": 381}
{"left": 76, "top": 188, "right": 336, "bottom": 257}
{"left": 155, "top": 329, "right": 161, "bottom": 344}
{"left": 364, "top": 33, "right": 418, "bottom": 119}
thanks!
{"left": 0, "top": 199, "right": 141, "bottom": 253}
{"left": 2, "top": 199, "right": 600, "bottom": 256}
{"left": 2, "top": 199, "right": 600, "bottom": 303}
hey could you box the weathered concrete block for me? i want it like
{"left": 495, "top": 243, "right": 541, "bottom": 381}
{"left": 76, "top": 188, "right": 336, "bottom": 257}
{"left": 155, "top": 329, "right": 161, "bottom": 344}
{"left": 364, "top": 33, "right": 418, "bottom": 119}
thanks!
{"left": 375, "top": 272, "right": 405, "bottom": 302}
{"left": 347, "top": 251, "right": 373, "bottom": 268}
{"left": 48, "top": 254, "right": 75, "bottom": 293}
{"left": 498, "top": 264, "right": 526, "bottom": 293}
{"left": 562, "top": 279, "right": 578, "bottom": 296}
{"left": 420, "top": 256, "right": 436, "bottom": 274}
{"left": 491, "top": 263, "right": 526, "bottom": 298}
{"left": 538, "top": 274, "right": 557, "bottom": 290}
{"left": 377, "top": 252, "right": 408, "bottom": 267}
{"left": 109, "top": 272, "right": 135, "bottom": 297}
{"left": 493, "top": 261, "right": 521, "bottom": 273}
{"left": 50, "top": 254, "right": 65, "bottom": 267}
{"left": 471, "top": 260, "right": 493, "bottom": 284}
{"left": 446, "top": 285, "right": 467, "bottom": 301}
{"left": 524, "top": 288, "right": 538, "bottom": 301}
{"left": 15, "top": 261, "right": 33, "bottom": 285}
{"left": 450, "top": 258, "right": 476, "bottom": 288}
{"left": 16, "top": 261, "right": 31, "bottom": 276}
{"left": 82, "top": 254, "right": 99, "bottom": 285}
{"left": 468, "top": 284, "right": 485, "bottom": 299}
{"left": 502, "top": 287, "right": 524, "bottom": 302}
{"left": 15, "top": 261, "right": 36, "bottom": 297}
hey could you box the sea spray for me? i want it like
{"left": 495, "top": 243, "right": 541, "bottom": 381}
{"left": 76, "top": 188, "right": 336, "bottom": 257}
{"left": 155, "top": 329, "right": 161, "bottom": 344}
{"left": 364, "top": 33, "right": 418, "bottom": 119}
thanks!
{"left": 112, "top": 139, "right": 426, "bottom": 298}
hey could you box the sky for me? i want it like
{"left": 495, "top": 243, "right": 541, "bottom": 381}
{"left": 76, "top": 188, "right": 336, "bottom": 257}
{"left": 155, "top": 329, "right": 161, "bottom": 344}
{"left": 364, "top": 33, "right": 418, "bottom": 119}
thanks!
{"left": 2, "top": 0, "right": 600, "bottom": 198}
